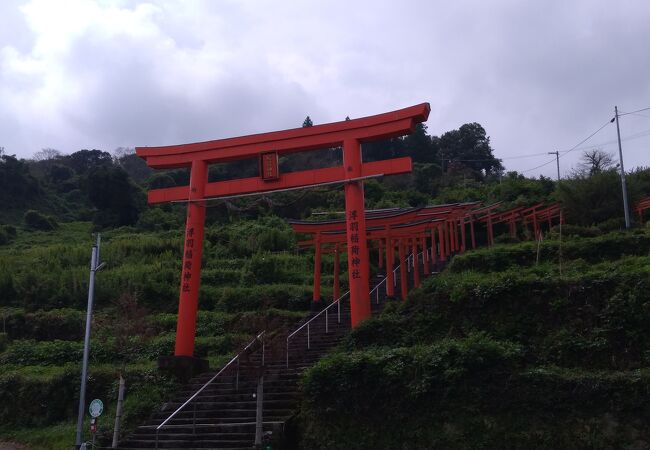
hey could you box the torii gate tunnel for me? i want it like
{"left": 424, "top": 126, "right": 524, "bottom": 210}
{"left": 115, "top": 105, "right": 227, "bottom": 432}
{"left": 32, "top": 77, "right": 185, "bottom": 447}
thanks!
{"left": 136, "top": 103, "right": 430, "bottom": 357}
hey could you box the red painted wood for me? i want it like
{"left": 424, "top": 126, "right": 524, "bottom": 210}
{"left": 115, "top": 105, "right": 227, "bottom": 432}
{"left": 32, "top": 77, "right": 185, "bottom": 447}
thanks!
{"left": 333, "top": 244, "right": 340, "bottom": 301}
{"left": 313, "top": 233, "right": 322, "bottom": 302}
{"left": 175, "top": 160, "right": 207, "bottom": 357}
{"left": 136, "top": 103, "right": 430, "bottom": 167}
{"left": 148, "top": 157, "right": 412, "bottom": 204}
{"left": 399, "top": 239, "right": 408, "bottom": 300}
{"left": 343, "top": 138, "right": 371, "bottom": 327}
{"left": 386, "top": 232, "right": 395, "bottom": 297}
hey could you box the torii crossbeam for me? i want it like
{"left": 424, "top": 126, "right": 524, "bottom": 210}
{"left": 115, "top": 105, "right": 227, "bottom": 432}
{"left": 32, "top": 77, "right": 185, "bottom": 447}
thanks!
{"left": 136, "top": 103, "right": 430, "bottom": 359}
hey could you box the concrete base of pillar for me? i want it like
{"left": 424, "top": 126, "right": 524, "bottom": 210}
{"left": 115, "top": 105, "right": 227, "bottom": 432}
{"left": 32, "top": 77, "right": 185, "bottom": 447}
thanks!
{"left": 158, "top": 355, "right": 209, "bottom": 382}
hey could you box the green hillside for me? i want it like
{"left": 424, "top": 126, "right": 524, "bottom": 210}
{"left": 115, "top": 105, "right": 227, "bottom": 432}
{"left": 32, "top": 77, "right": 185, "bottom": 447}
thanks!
{"left": 0, "top": 219, "right": 317, "bottom": 448}
{"left": 299, "top": 230, "right": 650, "bottom": 449}
{"left": 1, "top": 126, "right": 650, "bottom": 448}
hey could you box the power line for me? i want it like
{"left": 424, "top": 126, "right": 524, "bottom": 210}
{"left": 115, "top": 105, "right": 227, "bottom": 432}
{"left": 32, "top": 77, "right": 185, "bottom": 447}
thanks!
{"left": 559, "top": 128, "right": 650, "bottom": 153}
{"left": 628, "top": 112, "right": 650, "bottom": 119}
{"left": 557, "top": 119, "right": 613, "bottom": 158}
{"left": 451, "top": 151, "right": 550, "bottom": 162}
{"left": 619, "top": 106, "right": 650, "bottom": 116}
{"left": 519, "top": 119, "right": 612, "bottom": 174}
{"left": 521, "top": 157, "right": 557, "bottom": 174}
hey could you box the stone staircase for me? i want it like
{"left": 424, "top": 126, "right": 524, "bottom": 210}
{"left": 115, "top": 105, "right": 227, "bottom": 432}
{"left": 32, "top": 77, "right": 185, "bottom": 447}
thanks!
{"left": 117, "top": 257, "right": 440, "bottom": 449}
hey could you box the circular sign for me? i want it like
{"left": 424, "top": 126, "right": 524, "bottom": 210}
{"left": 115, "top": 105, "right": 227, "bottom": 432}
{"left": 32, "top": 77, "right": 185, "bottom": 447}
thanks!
{"left": 89, "top": 399, "right": 103, "bottom": 418}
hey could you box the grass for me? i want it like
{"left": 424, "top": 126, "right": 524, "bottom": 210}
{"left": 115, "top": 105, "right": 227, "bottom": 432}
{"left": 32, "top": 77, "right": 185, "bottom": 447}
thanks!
{"left": 0, "top": 422, "right": 75, "bottom": 450}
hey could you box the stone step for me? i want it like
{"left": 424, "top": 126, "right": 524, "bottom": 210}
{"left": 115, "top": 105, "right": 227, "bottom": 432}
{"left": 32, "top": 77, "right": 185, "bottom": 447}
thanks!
{"left": 117, "top": 272, "right": 416, "bottom": 449}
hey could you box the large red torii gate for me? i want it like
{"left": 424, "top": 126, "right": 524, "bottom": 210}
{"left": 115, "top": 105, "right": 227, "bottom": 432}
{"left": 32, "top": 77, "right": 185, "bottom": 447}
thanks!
{"left": 136, "top": 103, "right": 430, "bottom": 358}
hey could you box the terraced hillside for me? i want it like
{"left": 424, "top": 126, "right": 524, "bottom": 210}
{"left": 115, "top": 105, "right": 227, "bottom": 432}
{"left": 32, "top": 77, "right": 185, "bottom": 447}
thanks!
{"left": 299, "top": 229, "right": 650, "bottom": 449}
{"left": 0, "top": 218, "right": 334, "bottom": 449}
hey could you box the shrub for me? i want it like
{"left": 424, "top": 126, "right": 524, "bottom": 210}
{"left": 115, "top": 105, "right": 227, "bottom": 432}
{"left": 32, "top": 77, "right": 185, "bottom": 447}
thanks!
{"left": 136, "top": 207, "right": 181, "bottom": 232}
{"left": 0, "top": 308, "right": 84, "bottom": 341}
{"left": 0, "top": 228, "right": 9, "bottom": 245}
{"left": 242, "top": 252, "right": 306, "bottom": 284}
{"left": 203, "top": 284, "right": 313, "bottom": 312}
{"left": 23, "top": 210, "right": 58, "bottom": 231}
{"left": 0, "top": 333, "right": 7, "bottom": 352}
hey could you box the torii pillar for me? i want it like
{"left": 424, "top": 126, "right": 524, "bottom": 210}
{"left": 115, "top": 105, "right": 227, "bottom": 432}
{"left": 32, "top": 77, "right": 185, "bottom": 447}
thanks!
{"left": 333, "top": 244, "right": 341, "bottom": 301}
{"left": 175, "top": 160, "right": 208, "bottom": 357}
{"left": 385, "top": 233, "right": 395, "bottom": 298}
{"left": 343, "top": 139, "right": 371, "bottom": 326}
{"left": 312, "top": 233, "right": 322, "bottom": 303}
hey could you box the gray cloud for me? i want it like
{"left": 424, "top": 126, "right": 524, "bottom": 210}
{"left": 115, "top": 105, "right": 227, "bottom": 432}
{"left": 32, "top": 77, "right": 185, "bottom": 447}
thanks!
{"left": 0, "top": 0, "right": 648, "bottom": 178}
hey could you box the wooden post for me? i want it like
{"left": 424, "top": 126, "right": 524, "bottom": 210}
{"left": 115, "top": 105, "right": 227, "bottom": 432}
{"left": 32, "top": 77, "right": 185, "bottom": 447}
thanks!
{"left": 313, "top": 233, "right": 322, "bottom": 302}
{"left": 333, "top": 244, "right": 340, "bottom": 301}
{"left": 175, "top": 160, "right": 207, "bottom": 356}
{"left": 386, "top": 234, "right": 395, "bottom": 297}
{"left": 343, "top": 138, "right": 371, "bottom": 326}
{"left": 399, "top": 239, "right": 408, "bottom": 300}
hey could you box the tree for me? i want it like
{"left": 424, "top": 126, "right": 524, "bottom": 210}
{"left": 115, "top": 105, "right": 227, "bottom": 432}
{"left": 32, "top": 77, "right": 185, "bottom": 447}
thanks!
{"left": 24, "top": 210, "right": 58, "bottom": 230}
{"left": 439, "top": 123, "right": 503, "bottom": 179}
{"left": 84, "top": 166, "right": 145, "bottom": 228}
{"left": 0, "top": 152, "right": 41, "bottom": 207}
{"left": 64, "top": 149, "right": 113, "bottom": 174}
{"left": 114, "top": 148, "right": 152, "bottom": 182}
{"left": 557, "top": 170, "right": 623, "bottom": 225}
{"left": 578, "top": 149, "right": 615, "bottom": 176}
{"left": 403, "top": 123, "right": 438, "bottom": 163}
{"left": 32, "top": 148, "right": 62, "bottom": 161}
{"left": 302, "top": 116, "right": 314, "bottom": 128}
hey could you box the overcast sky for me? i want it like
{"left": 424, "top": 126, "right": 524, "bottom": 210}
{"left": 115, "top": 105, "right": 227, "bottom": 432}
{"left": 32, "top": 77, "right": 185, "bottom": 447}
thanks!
{"left": 1, "top": 0, "right": 649, "bottom": 178}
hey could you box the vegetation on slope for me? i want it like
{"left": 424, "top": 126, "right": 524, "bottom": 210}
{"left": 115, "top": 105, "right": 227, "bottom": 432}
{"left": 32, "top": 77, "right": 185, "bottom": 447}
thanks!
{"left": 299, "top": 230, "right": 650, "bottom": 449}
{"left": 0, "top": 218, "right": 319, "bottom": 448}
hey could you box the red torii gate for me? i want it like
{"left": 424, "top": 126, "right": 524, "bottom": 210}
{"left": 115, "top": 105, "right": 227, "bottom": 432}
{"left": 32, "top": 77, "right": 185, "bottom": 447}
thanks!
{"left": 522, "top": 203, "right": 562, "bottom": 238}
{"left": 635, "top": 196, "right": 650, "bottom": 224}
{"left": 292, "top": 203, "right": 480, "bottom": 302}
{"left": 469, "top": 202, "right": 502, "bottom": 247}
{"left": 136, "top": 103, "right": 430, "bottom": 359}
{"left": 297, "top": 217, "right": 446, "bottom": 301}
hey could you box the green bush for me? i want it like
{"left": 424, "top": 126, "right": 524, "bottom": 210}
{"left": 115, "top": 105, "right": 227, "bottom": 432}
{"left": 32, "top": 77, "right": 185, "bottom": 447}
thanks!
{"left": 1, "top": 340, "right": 85, "bottom": 366}
{"left": 1, "top": 308, "right": 84, "bottom": 341}
{"left": 553, "top": 224, "right": 601, "bottom": 238}
{"left": 449, "top": 231, "right": 650, "bottom": 273}
{"left": 201, "top": 284, "right": 313, "bottom": 312}
{"left": 0, "top": 333, "right": 7, "bottom": 352}
{"left": 136, "top": 207, "right": 182, "bottom": 232}
{"left": 0, "top": 229, "right": 10, "bottom": 246}
{"left": 0, "top": 225, "right": 17, "bottom": 245}
{"left": 23, "top": 210, "right": 58, "bottom": 231}
{"left": 243, "top": 252, "right": 306, "bottom": 284}
{"left": 0, "top": 364, "right": 177, "bottom": 429}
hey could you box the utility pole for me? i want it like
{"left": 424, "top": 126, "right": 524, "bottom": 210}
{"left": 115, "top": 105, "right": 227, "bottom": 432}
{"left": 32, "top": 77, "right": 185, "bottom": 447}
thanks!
{"left": 548, "top": 151, "right": 562, "bottom": 275}
{"left": 75, "top": 234, "right": 106, "bottom": 449}
{"left": 614, "top": 106, "right": 631, "bottom": 228}
{"left": 548, "top": 151, "right": 560, "bottom": 181}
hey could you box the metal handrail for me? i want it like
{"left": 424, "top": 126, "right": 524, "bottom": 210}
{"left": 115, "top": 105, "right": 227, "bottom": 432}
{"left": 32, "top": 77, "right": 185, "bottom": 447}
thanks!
{"left": 155, "top": 330, "right": 266, "bottom": 447}
{"left": 285, "top": 250, "right": 431, "bottom": 367}
{"left": 286, "top": 290, "right": 350, "bottom": 366}
{"left": 370, "top": 276, "right": 387, "bottom": 304}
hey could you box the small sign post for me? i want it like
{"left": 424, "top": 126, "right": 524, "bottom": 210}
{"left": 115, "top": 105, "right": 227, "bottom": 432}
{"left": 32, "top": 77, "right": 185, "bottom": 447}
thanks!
{"left": 89, "top": 399, "right": 104, "bottom": 418}
{"left": 89, "top": 398, "right": 103, "bottom": 448}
